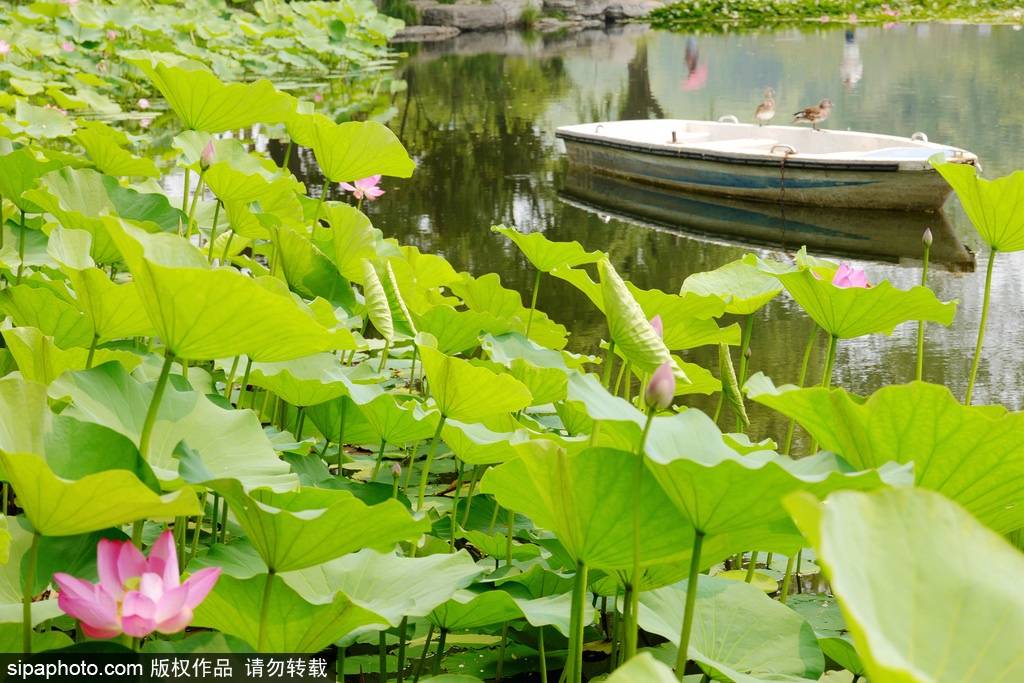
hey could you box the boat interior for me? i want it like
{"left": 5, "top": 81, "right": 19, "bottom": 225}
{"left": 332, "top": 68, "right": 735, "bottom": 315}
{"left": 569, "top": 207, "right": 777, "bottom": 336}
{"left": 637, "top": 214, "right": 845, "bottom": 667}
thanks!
{"left": 558, "top": 119, "right": 975, "bottom": 164}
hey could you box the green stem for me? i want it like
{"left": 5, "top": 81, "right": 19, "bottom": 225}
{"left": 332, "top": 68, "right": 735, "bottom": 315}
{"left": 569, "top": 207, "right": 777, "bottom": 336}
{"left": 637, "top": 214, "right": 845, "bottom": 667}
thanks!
{"left": 188, "top": 490, "right": 208, "bottom": 562}
{"left": 567, "top": 561, "right": 589, "bottom": 683}
{"left": 139, "top": 351, "right": 175, "bottom": 460}
{"left": 210, "top": 493, "right": 220, "bottom": 546}
{"left": 132, "top": 520, "right": 144, "bottom": 548}
{"left": 505, "top": 508, "right": 515, "bottom": 566}
{"left": 379, "top": 631, "right": 388, "bottom": 683}
{"left": 612, "top": 357, "right": 628, "bottom": 396}
{"left": 181, "top": 168, "right": 192, "bottom": 215}
{"left": 207, "top": 200, "right": 222, "bottom": 261}
{"left": 965, "top": 247, "right": 996, "bottom": 405}
{"left": 431, "top": 628, "right": 447, "bottom": 677}
{"left": 85, "top": 334, "right": 99, "bottom": 369}
{"left": 415, "top": 415, "right": 448, "bottom": 511}
{"left": 460, "top": 466, "right": 481, "bottom": 527}
{"left": 412, "top": 624, "right": 434, "bottom": 683}
{"left": 449, "top": 460, "right": 465, "bottom": 551}
{"left": 744, "top": 551, "right": 757, "bottom": 583}
{"left": 525, "top": 268, "right": 541, "bottom": 337}
{"left": 256, "top": 570, "right": 276, "bottom": 650}
{"left": 22, "top": 532, "right": 39, "bottom": 654}
{"left": 337, "top": 400, "right": 348, "bottom": 474}
{"left": 282, "top": 141, "right": 293, "bottom": 169}
{"left": 496, "top": 622, "right": 509, "bottom": 682}
{"left": 538, "top": 627, "right": 548, "bottom": 683}
{"left": 294, "top": 406, "right": 306, "bottom": 440}
{"left": 915, "top": 241, "right": 931, "bottom": 381}
{"left": 673, "top": 531, "right": 704, "bottom": 680}
{"left": 378, "top": 340, "right": 391, "bottom": 373}
{"left": 223, "top": 355, "right": 240, "bottom": 401}
{"left": 219, "top": 496, "right": 228, "bottom": 543}
{"left": 314, "top": 180, "right": 328, "bottom": 221}
{"left": 820, "top": 334, "right": 838, "bottom": 389}
{"left": 408, "top": 345, "right": 418, "bottom": 389}
{"left": 396, "top": 617, "right": 409, "bottom": 683}
{"left": 219, "top": 229, "right": 236, "bottom": 263}
{"left": 15, "top": 210, "right": 25, "bottom": 284}
{"left": 736, "top": 314, "right": 755, "bottom": 431}
{"left": 373, "top": 439, "right": 389, "bottom": 479}
{"left": 779, "top": 553, "right": 796, "bottom": 604}
{"left": 601, "top": 340, "right": 616, "bottom": 388}
{"left": 625, "top": 408, "right": 656, "bottom": 661}
{"left": 608, "top": 594, "right": 619, "bottom": 669}
{"left": 783, "top": 326, "right": 819, "bottom": 455}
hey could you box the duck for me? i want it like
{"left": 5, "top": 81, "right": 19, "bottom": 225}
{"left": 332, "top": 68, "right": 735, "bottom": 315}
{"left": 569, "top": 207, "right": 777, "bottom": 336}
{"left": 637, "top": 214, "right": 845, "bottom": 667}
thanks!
{"left": 754, "top": 88, "right": 776, "bottom": 126}
{"left": 792, "top": 99, "right": 833, "bottom": 131}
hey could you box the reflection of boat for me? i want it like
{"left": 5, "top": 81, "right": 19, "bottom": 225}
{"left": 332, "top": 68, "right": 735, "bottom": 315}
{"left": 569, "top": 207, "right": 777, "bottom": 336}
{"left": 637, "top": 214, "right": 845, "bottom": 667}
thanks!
{"left": 555, "top": 119, "right": 978, "bottom": 210}
{"left": 560, "top": 169, "right": 975, "bottom": 270}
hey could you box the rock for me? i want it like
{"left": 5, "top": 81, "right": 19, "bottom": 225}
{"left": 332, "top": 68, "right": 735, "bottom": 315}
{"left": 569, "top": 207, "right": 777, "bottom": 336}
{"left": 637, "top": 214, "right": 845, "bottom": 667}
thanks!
{"left": 605, "top": 0, "right": 662, "bottom": 19}
{"left": 542, "top": 0, "right": 577, "bottom": 13}
{"left": 421, "top": 0, "right": 542, "bottom": 31}
{"left": 391, "top": 25, "right": 462, "bottom": 42}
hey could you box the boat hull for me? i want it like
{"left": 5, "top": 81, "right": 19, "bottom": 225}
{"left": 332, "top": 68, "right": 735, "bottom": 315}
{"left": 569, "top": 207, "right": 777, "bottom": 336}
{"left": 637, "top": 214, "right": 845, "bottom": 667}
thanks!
{"left": 560, "top": 133, "right": 957, "bottom": 210}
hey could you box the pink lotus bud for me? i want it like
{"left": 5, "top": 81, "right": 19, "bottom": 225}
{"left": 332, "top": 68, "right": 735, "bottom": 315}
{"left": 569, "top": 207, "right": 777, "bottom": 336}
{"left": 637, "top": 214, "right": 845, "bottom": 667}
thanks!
{"left": 391, "top": 462, "right": 402, "bottom": 478}
{"left": 200, "top": 140, "right": 215, "bottom": 170}
{"left": 106, "top": 30, "right": 118, "bottom": 41}
{"left": 649, "top": 314, "right": 664, "bottom": 339}
{"left": 645, "top": 361, "right": 675, "bottom": 411}
{"left": 53, "top": 531, "right": 220, "bottom": 639}
{"left": 61, "top": 40, "right": 74, "bottom": 52}
{"left": 0, "top": 40, "right": 10, "bottom": 56}
{"left": 313, "top": 92, "right": 324, "bottom": 103}
{"left": 137, "top": 98, "right": 150, "bottom": 110}
{"left": 922, "top": 228, "right": 933, "bottom": 247}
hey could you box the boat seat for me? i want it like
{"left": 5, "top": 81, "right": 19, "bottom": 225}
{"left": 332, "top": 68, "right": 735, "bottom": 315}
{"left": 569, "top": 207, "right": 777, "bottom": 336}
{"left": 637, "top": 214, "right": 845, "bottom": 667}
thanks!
{"left": 664, "top": 131, "right": 710, "bottom": 144}
{"left": 685, "top": 138, "right": 780, "bottom": 153}
{"left": 813, "top": 146, "right": 959, "bottom": 160}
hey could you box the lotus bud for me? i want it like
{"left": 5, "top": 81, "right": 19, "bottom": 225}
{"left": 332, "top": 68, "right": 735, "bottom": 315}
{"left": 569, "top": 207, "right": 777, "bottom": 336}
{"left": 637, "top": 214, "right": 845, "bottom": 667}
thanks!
{"left": 922, "top": 227, "right": 933, "bottom": 247}
{"left": 106, "top": 30, "right": 118, "bottom": 41}
{"left": 137, "top": 98, "right": 150, "bottom": 110}
{"left": 200, "top": 140, "right": 215, "bottom": 170}
{"left": 645, "top": 361, "right": 675, "bottom": 411}
{"left": 391, "top": 462, "right": 402, "bottom": 479}
{"left": 649, "top": 314, "right": 664, "bottom": 339}
{"left": 0, "top": 40, "right": 10, "bottom": 56}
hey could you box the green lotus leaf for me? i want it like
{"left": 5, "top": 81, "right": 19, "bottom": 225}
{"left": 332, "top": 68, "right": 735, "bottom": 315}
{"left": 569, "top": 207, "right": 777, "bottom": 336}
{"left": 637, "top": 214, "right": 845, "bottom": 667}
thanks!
{"left": 319, "top": 204, "right": 386, "bottom": 282}
{"left": 480, "top": 446, "right": 693, "bottom": 570}
{"left": 680, "top": 258, "right": 782, "bottom": 315}
{"left": 786, "top": 487, "right": 1024, "bottom": 683}
{"left": 442, "top": 419, "right": 579, "bottom": 466}
{"left": 24, "top": 167, "right": 184, "bottom": 263}
{"left": 362, "top": 257, "right": 395, "bottom": 342}
{"left": 775, "top": 269, "right": 956, "bottom": 339}
{"left": 247, "top": 353, "right": 354, "bottom": 407}
{"left": 0, "top": 147, "right": 64, "bottom": 213}
{"left": 377, "top": 259, "right": 416, "bottom": 339}
{"left": 282, "top": 549, "right": 485, "bottom": 627}
{"left": 0, "top": 377, "right": 50, "bottom": 457}
{"left": 638, "top": 575, "right": 824, "bottom": 682}
{"left": 130, "top": 57, "right": 294, "bottom": 133}
{"left": 8, "top": 100, "right": 75, "bottom": 139}
{"left": 0, "top": 520, "right": 61, "bottom": 625}
{"left": 448, "top": 273, "right": 568, "bottom": 350}
{"left": 2, "top": 327, "right": 141, "bottom": 384}
{"left": 481, "top": 332, "right": 590, "bottom": 372}
{"left": 306, "top": 395, "right": 379, "bottom": 445}
{"left": 415, "top": 306, "right": 492, "bottom": 355}
{"left": 607, "top": 653, "right": 677, "bottom": 683}
{"left": 643, "top": 409, "right": 911, "bottom": 567}
{"left": 0, "top": 451, "right": 198, "bottom": 536}
{"left": 208, "top": 479, "right": 429, "bottom": 572}
{"left": 418, "top": 343, "right": 532, "bottom": 422}
{"left": 388, "top": 245, "right": 461, "bottom": 314}
{"left": 0, "top": 283, "right": 92, "bottom": 348}
{"left": 273, "top": 225, "right": 355, "bottom": 310}
{"left": 192, "top": 572, "right": 384, "bottom": 652}
{"left": 104, "top": 219, "right": 352, "bottom": 360}
{"left": 430, "top": 585, "right": 583, "bottom": 636}
{"left": 47, "top": 227, "right": 155, "bottom": 342}
{"left": 491, "top": 225, "right": 604, "bottom": 272}
{"left": 598, "top": 260, "right": 678, "bottom": 377}
{"left": 73, "top": 121, "right": 159, "bottom": 178}
{"left": 297, "top": 113, "right": 413, "bottom": 182}
{"left": 360, "top": 394, "right": 440, "bottom": 445}
{"left": 746, "top": 374, "right": 1024, "bottom": 534}
{"left": 51, "top": 362, "right": 296, "bottom": 490}
{"left": 931, "top": 160, "right": 1024, "bottom": 251}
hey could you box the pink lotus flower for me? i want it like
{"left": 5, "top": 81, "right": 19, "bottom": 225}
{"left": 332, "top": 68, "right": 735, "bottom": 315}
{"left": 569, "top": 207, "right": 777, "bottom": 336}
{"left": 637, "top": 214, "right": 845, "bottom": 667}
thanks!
{"left": 649, "top": 314, "right": 664, "bottom": 339}
{"left": 106, "top": 30, "right": 118, "bottom": 41}
{"left": 0, "top": 40, "right": 10, "bottom": 56}
{"left": 313, "top": 92, "right": 324, "bottom": 103}
{"left": 138, "top": 98, "right": 150, "bottom": 110}
{"left": 53, "top": 532, "right": 220, "bottom": 640}
{"left": 819, "top": 14, "right": 831, "bottom": 22}
{"left": 340, "top": 175, "right": 385, "bottom": 201}
{"left": 848, "top": 12, "right": 858, "bottom": 23}
{"left": 832, "top": 263, "right": 870, "bottom": 289}
{"left": 645, "top": 361, "right": 675, "bottom": 411}
{"left": 200, "top": 140, "right": 216, "bottom": 169}
{"left": 61, "top": 40, "right": 74, "bottom": 52}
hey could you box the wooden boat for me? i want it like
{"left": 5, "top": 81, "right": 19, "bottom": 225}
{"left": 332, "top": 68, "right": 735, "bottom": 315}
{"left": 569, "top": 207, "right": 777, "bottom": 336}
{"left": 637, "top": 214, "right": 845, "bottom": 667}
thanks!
{"left": 559, "top": 168, "right": 975, "bottom": 271}
{"left": 555, "top": 119, "right": 978, "bottom": 210}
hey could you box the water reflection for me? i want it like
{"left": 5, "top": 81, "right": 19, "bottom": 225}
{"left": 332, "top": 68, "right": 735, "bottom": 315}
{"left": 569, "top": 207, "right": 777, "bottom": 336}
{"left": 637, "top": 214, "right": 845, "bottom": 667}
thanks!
{"left": 355, "top": 24, "right": 1024, "bottom": 440}
{"left": 840, "top": 29, "right": 863, "bottom": 90}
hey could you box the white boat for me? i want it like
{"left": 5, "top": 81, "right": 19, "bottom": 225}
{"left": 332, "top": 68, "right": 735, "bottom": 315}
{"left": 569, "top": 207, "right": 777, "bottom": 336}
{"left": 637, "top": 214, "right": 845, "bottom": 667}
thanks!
{"left": 555, "top": 119, "right": 978, "bottom": 210}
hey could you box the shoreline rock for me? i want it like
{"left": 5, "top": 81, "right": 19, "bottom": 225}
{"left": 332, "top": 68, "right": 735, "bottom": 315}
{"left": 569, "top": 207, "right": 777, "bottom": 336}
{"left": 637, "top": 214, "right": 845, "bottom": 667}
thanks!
{"left": 404, "top": 0, "right": 664, "bottom": 35}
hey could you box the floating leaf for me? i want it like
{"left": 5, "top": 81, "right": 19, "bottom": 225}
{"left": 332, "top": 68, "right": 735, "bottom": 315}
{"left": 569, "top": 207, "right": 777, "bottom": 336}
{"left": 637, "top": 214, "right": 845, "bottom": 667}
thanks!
{"left": 73, "top": 121, "right": 159, "bottom": 178}
{"left": 0, "top": 147, "right": 63, "bottom": 213}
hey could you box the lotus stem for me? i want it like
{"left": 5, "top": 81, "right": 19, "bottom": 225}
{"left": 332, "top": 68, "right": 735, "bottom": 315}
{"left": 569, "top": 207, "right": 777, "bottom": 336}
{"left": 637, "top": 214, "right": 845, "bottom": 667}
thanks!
{"left": 314, "top": 180, "right": 328, "bottom": 221}
{"left": 294, "top": 406, "right": 306, "bottom": 440}
{"left": 256, "top": 570, "right": 275, "bottom": 650}
{"left": 379, "top": 631, "right": 388, "bottom": 683}
{"left": 219, "top": 497, "right": 228, "bottom": 543}
{"left": 783, "top": 326, "right": 819, "bottom": 455}
{"left": 526, "top": 268, "right": 542, "bottom": 337}
{"left": 131, "top": 520, "right": 144, "bottom": 548}
{"left": 820, "top": 334, "right": 838, "bottom": 390}
{"left": 207, "top": 200, "right": 222, "bottom": 261}
{"left": 378, "top": 340, "right": 391, "bottom": 373}
{"left": 619, "top": 583, "right": 632, "bottom": 666}
{"left": 915, "top": 239, "right": 932, "bottom": 381}
{"left": 538, "top": 626, "right": 548, "bottom": 683}
{"left": 736, "top": 314, "right": 755, "bottom": 431}
{"left": 408, "top": 345, "right": 418, "bottom": 390}
{"left": 337, "top": 400, "right": 348, "bottom": 475}
{"left": 744, "top": 551, "right": 758, "bottom": 583}
{"left": 282, "top": 141, "right": 293, "bottom": 169}
{"left": 608, "top": 593, "right": 619, "bottom": 669}
{"left": 496, "top": 622, "right": 509, "bottom": 681}
{"left": 415, "top": 415, "right": 448, "bottom": 511}
{"left": 779, "top": 553, "right": 796, "bottom": 604}
{"left": 449, "top": 460, "right": 465, "bottom": 551}
{"left": 372, "top": 439, "right": 389, "bottom": 479}
{"left": 567, "top": 561, "right": 589, "bottom": 683}
{"left": 459, "top": 466, "right": 481, "bottom": 527}
{"left": 219, "top": 229, "right": 235, "bottom": 263}
{"left": 85, "top": 334, "right": 99, "bottom": 369}
{"left": 180, "top": 167, "right": 191, "bottom": 215}
{"left": 431, "top": 628, "right": 447, "bottom": 677}
{"left": 223, "top": 355, "right": 240, "bottom": 400}
{"left": 624, "top": 408, "right": 656, "bottom": 661}
{"left": 396, "top": 617, "right": 409, "bottom": 683}
{"left": 674, "top": 531, "right": 704, "bottom": 680}
{"left": 601, "top": 340, "right": 616, "bottom": 388}
{"left": 488, "top": 499, "right": 501, "bottom": 534}
{"left": 22, "top": 532, "right": 39, "bottom": 654}
{"left": 412, "top": 623, "right": 434, "bottom": 683}
{"left": 612, "top": 357, "right": 628, "bottom": 396}
{"left": 139, "top": 351, "right": 175, "bottom": 461}
{"left": 15, "top": 210, "right": 25, "bottom": 284}
{"left": 210, "top": 493, "right": 220, "bottom": 546}
{"left": 965, "top": 247, "right": 997, "bottom": 405}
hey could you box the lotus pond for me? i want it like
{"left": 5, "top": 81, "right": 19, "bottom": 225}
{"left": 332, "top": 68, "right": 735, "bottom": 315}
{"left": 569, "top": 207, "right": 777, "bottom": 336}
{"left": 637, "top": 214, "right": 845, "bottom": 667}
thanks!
{"left": 1, "top": 3, "right": 1023, "bottom": 683}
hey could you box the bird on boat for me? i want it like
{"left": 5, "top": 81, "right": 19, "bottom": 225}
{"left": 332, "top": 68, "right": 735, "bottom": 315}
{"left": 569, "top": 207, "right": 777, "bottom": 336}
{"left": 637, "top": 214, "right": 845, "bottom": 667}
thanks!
{"left": 792, "top": 99, "right": 833, "bottom": 131}
{"left": 754, "top": 87, "right": 775, "bottom": 126}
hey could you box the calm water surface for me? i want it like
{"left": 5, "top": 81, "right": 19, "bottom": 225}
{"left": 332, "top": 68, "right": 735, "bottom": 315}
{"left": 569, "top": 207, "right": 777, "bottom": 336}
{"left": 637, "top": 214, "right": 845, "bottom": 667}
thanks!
{"left": 345, "top": 24, "right": 1024, "bottom": 442}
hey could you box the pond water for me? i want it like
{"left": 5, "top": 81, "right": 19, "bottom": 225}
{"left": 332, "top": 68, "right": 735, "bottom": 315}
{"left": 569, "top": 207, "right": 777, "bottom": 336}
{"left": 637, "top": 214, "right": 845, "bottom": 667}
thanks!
{"left": 345, "top": 23, "right": 1024, "bottom": 442}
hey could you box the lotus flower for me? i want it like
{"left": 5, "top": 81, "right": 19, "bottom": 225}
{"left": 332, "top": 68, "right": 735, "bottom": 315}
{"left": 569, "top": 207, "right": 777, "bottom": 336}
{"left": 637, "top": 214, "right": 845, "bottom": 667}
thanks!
{"left": 832, "top": 263, "right": 871, "bottom": 289}
{"left": 137, "top": 98, "right": 150, "bottom": 110}
{"left": 340, "top": 175, "right": 385, "bottom": 201}
{"left": 649, "top": 314, "right": 664, "bottom": 339}
{"left": 645, "top": 361, "right": 675, "bottom": 411}
{"left": 923, "top": 227, "right": 933, "bottom": 247}
{"left": 313, "top": 92, "right": 324, "bottom": 103}
{"left": 60, "top": 40, "right": 74, "bottom": 52}
{"left": 53, "top": 531, "right": 220, "bottom": 640}
{"left": 106, "top": 30, "right": 118, "bottom": 41}
{"left": 0, "top": 40, "right": 10, "bottom": 56}
{"left": 200, "top": 140, "right": 216, "bottom": 170}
